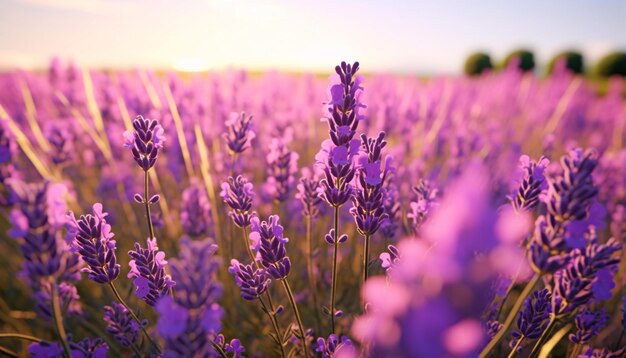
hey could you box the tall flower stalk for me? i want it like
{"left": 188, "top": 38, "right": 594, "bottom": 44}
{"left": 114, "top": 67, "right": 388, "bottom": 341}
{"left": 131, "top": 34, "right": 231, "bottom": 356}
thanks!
{"left": 318, "top": 61, "right": 364, "bottom": 333}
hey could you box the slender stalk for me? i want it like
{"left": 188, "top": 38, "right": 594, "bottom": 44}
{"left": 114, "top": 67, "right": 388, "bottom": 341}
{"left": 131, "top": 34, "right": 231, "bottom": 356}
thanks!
{"left": 330, "top": 205, "right": 340, "bottom": 334}
{"left": 507, "top": 337, "right": 524, "bottom": 358}
{"left": 281, "top": 280, "right": 309, "bottom": 358}
{"left": 569, "top": 343, "right": 582, "bottom": 358}
{"left": 480, "top": 273, "right": 541, "bottom": 358}
{"left": 108, "top": 282, "right": 161, "bottom": 354}
{"left": 0, "top": 333, "right": 42, "bottom": 342}
{"left": 0, "top": 345, "right": 18, "bottom": 358}
{"left": 51, "top": 282, "right": 71, "bottom": 358}
{"left": 363, "top": 234, "right": 371, "bottom": 284}
{"left": 259, "top": 298, "right": 287, "bottom": 358}
{"left": 143, "top": 170, "right": 155, "bottom": 240}
{"left": 305, "top": 214, "right": 321, "bottom": 334}
{"left": 209, "top": 340, "right": 229, "bottom": 358}
{"left": 528, "top": 316, "right": 556, "bottom": 358}
{"left": 130, "top": 343, "right": 142, "bottom": 357}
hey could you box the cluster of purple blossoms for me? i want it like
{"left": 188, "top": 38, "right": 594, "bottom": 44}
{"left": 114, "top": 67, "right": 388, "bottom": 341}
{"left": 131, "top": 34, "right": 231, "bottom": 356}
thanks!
{"left": 266, "top": 136, "right": 299, "bottom": 202}
{"left": 220, "top": 175, "right": 256, "bottom": 228}
{"left": 0, "top": 119, "right": 15, "bottom": 205}
{"left": 128, "top": 237, "right": 175, "bottom": 306}
{"left": 156, "top": 238, "right": 225, "bottom": 357}
{"left": 123, "top": 115, "right": 166, "bottom": 171}
{"left": 379, "top": 181, "right": 400, "bottom": 240}
{"left": 103, "top": 301, "right": 140, "bottom": 348}
{"left": 215, "top": 335, "right": 246, "bottom": 358}
{"left": 8, "top": 180, "right": 83, "bottom": 318}
{"left": 510, "top": 289, "right": 551, "bottom": 351}
{"left": 296, "top": 168, "right": 322, "bottom": 218}
{"left": 528, "top": 149, "right": 599, "bottom": 274}
{"left": 569, "top": 309, "right": 609, "bottom": 345}
{"left": 180, "top": 182, "right": 213, "bottom": 238}
{"left": 45, "top": 124, "right": 74, "bottom": 166}
{"left": 66, "top": 203, "right": 120, "bottom": 284}
{"left": 350, "top": 132, "right": 391, "bottom": 237}
{"left": 223, "top": 112, "right": 256, "bottom": 155}
{"left": 229, "top": 259, "right": 271, "bottom": 300}
{"left": 315, "top": 334, "right": 355, "bottom": 358}
{"left": 406, "top": 180, "right": 438, "bottom": 236}
{"left": 318, "top": 61, "right": 364, "bottom": 208}
{"left": 252, "top": 215, "right": 291, "bottom": 280}
{"left": 510, "top": 155, "right": 550, "bottom": 212}
{"left": 550, "top": 238, "right": 621, "bottom": 316}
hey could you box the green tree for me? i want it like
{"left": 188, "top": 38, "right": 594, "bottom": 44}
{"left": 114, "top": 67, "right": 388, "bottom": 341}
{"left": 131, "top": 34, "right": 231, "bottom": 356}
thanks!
{"left": 464, "top": 52, "right": 493, "bottom": 76}
{"left": 595, "top": 52, "right": 626, "bottom": 77}
{"left": 503, "top": 49, "right": 535, "bottom": 72}
{"left": 547, "top": 51, "right": 584, "bottom": 74}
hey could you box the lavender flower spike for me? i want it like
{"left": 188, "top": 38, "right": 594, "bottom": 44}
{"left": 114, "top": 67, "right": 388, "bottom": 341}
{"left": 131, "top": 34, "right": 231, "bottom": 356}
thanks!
{"left": 510, "top": 288, "right": 552, "bottom": 353}
{"left": 254, "top": 215, "right": 291, "bottom": 280}
{"left": 66, "top": 203, "right": 120, "bottom": 283}
{"left": 103, "top": 301, "right": 140, "bottom": 348}
{"left": 123, "top": 115, "right": 166, "bottom": 171}
{"left": 220, "top": 175, "right": 256, "bottom": 228}
{"left": 128, "top": 237, "right": 175, "bottom": 306}
{"left": 229, "top": 259, "right": 271, "bottom": 301}
{"left": 223, "top": 112, "right": 256, "bottom": 154}
{"left": 569, "top": 309, "right": 609, "bottom": 344}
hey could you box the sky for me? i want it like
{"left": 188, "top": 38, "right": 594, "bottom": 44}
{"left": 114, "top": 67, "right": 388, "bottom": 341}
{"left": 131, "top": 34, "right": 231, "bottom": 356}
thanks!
{"left": 0, "top": 0, "right": 625, "bottom": 74}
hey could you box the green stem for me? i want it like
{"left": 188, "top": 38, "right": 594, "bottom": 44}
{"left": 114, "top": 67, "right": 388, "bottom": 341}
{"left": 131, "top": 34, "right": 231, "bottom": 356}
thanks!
{"left": 305, "top": 214, "right": 321, "bottom": 334}
{"left": 109, "top": 282, "right": 161, "bottom": 354}
{"left": 507, "top": 336, "right": 524, "bottom": 358}
{"left": 363, "top": 234, "right": 371, "bottom": 284}
{"left": 130, "top": 343, "right": 142, "bottom": 357}
{"left": 143, "top": 170, "right": 155, "bottom": 240}
{"left": 0, "top": 333, "right": 42, "bottom": 342}
{"left": 209, "top": 339, "right": 229, "bottom": 358}
{"left": 480, "top": 273, "right": 541, "bottom": 358}
{"left": 330, "top": 205, "right": 339, "bottom": 334}
{"left": 259, "top": 298, "right": 287, "bottom": 358}
{"left": 569, "top": 343, "right": 582, "bottom": 358}
{"left": 51, "top": 282, "right": 71, "bottom": 358}
{"left": 529, "top": 315, "right": 556, "bottom": 358}
{"left": 0, "top": 345, "right": 18, "bottom": 358}
{"left": 281, "top": 279, "right": 310, "bottom": 358}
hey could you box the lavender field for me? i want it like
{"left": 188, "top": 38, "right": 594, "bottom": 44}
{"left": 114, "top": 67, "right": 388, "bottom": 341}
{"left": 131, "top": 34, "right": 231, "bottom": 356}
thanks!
{"left": 0, "top": 57, "right": 624, "bottom": 358}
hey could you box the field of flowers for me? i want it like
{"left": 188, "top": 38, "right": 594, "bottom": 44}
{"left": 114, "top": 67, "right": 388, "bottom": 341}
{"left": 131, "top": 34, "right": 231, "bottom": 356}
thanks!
{"left": 0, "top": 60, "right": 624, "bottom": 357}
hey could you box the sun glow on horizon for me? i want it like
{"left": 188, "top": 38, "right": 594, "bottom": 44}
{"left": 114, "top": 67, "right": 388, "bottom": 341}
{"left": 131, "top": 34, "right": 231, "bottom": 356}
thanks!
{"left": 173, "top": 58, "right": 212, "bottom": 73}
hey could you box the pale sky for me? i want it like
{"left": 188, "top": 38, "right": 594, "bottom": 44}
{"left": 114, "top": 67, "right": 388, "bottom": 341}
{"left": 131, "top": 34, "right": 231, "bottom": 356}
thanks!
{"left": 0, "top": 0, "right": 625, "bottom": 73}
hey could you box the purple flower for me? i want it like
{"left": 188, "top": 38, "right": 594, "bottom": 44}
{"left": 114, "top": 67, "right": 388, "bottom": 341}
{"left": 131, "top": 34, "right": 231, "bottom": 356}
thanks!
{"left": 224, "top": 338, "right": 245, "bottom": 358}
{"left": 223, "top": 112, "right": 255, "bottom": 154}
{"left": 255, "top": 215, "right": 291, "bottom": 280}
{"left": 66, "top": 203, "right": 120, "bottom": 283}
{"left": 180, "top": 182, "right": 212, "bottom": 238}
{"left": 128, "top": 237, "right": 175, "bottom": 305}
{"left": 123, "top": 115, "right": 166, "bottom": 171}
{"left": 156, "top": 296, "right": 189, "bottom": 338}
{"left": 45, "top": 124, "right": 74, "bottom": 165}
{"left": 35, "top": 281, "right": 82, "bottom": 319}
{"left": 379, "top": 244, "right": 400, "bottom": 274}
{"left": 315, "top": 334, "right": 355, "bottom": 358}
{"left": 103, "top": 301, "right": 140, "bottom": 348}
{"left": 511, "top": 289, "right": 552, "bottom": 349}
{"left": 569, "top": 309, "right": 609, "bottom": 344}
{"left": 265, "top": 136, "right": 299, "bottom": 202}
{"left": 220, "top": 175, "right": 256, "bottom": 228}
{"left": 511, "top": 155, "right": 549, "bottom": 212}
{"left": 156, "top": 238, "right": 224, "bottom": 357}
{"left": 296, "top": 168, "right": 322, "bottom": 218}
{"left": 8, "top": 180, "right": 82, "bottom": 284}
{"left": 229, "top": 259, "right": 271, "bottom": 300}
{"left": 406, "top": 180, "right": 438, "bottom": 235}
